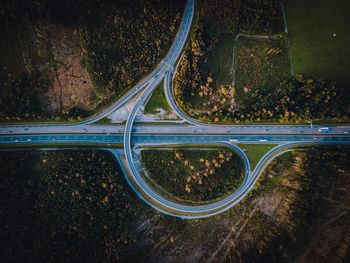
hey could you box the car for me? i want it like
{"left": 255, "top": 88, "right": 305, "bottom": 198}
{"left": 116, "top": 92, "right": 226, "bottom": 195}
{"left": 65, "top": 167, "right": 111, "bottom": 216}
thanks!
{"left": 318, "top": 127, "right": 330, "bottom": 132}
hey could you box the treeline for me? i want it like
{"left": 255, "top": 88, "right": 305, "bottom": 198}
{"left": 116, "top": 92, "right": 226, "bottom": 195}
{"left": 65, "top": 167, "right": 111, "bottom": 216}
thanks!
{"left": 0, "top": 0, "right": 184, "bottom": 121}
{"left": 199, "top": 75, "right": 349, "bottom": 123}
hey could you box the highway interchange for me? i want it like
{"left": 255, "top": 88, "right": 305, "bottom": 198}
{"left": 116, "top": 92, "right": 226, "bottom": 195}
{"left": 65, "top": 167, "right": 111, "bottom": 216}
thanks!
{"left": 0, "top": 0, "right": 349, "bottom": 219}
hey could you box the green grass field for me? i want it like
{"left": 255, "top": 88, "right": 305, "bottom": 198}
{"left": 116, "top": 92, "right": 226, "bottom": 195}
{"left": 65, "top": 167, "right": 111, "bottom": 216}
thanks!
{"left": 207, "top": 34, "right": 235, "bottom": 87}
{"left": 283, "top": 0, "right": 350, "bottom": 87}
{"left": 238, "top": 144, "right": 277, "bottom": 170}
{"left": 144, "top": 82, "right": 171, "bottom": 114}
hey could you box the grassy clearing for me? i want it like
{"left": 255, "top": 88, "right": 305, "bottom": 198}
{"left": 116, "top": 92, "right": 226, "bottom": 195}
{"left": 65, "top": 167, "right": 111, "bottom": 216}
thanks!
{"left": 238, "top": 144, "right": 277, "bottom": 170}
{"left": 207, "top": 33, "right": 235, "bottom": 87}
{"left": 235, "top": 34, "right": 291, "bottom": 105}
{"left": 144, "top": 82, "right": 171, "bottom": 115}
{"left": 283, "top": 0, "right": 350, "bottom": 87}
{"left": 140, "top": 147, "right": 244, "bottom": 202}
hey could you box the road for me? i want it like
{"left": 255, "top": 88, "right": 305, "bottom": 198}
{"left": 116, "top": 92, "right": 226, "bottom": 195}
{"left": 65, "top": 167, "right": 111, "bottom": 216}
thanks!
{"left": 1, "top": 132, "right": 349, "bottom": 145}
{"left": 0, "top": 0, "right": 349, "bottom": 219}
{"left": 0, "top": 124, "right": 349, "bottom": 135}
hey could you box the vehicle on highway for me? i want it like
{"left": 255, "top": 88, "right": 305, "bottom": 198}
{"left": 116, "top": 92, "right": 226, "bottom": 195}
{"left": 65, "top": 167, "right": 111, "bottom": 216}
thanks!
{"left": 318, "top": 127, "right": 330, "bottom": 132}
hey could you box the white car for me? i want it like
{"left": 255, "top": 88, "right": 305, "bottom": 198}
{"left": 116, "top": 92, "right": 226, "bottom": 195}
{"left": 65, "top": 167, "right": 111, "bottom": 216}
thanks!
{"left": 318, "top": 127, "right": 330, "bottom": 132}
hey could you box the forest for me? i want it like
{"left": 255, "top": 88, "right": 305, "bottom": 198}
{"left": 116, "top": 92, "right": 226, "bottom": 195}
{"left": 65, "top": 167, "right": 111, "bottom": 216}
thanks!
{"left": 0, "top": 150, "right": 139, "bottom": 262}
{"left": 0, "top": 0, "right": 184, "bottom": 121}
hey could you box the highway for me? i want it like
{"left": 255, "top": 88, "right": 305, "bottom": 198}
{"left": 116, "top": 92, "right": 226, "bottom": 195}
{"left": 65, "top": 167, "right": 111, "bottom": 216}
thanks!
{"left": 1, "top": 133, "right": 350, "bottom": 145}
{"left": 0, "top": 0, "right": 349, "bottom": 219}
{"left": 0, "top": 124, "right": 349, "bottom": 135}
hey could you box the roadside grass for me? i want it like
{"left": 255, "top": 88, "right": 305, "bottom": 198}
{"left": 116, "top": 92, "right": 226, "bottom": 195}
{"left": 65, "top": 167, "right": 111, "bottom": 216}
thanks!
{"left": 238, "top": 144, "right": 277, "bottom": 170}
{"left": 140, "top": 147, "right": 244, "bottom": 202}
{"left": 282, "top": 0, "right": 350, "bottom": 87}
{"left": 144, "top": 82, "right": 171, "bottom": 115}
{"left": 93, "top": 117, "right": 112, "bottom": 124}
{"left": 235, "top": 34, "right": 291, "bottom": 105}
